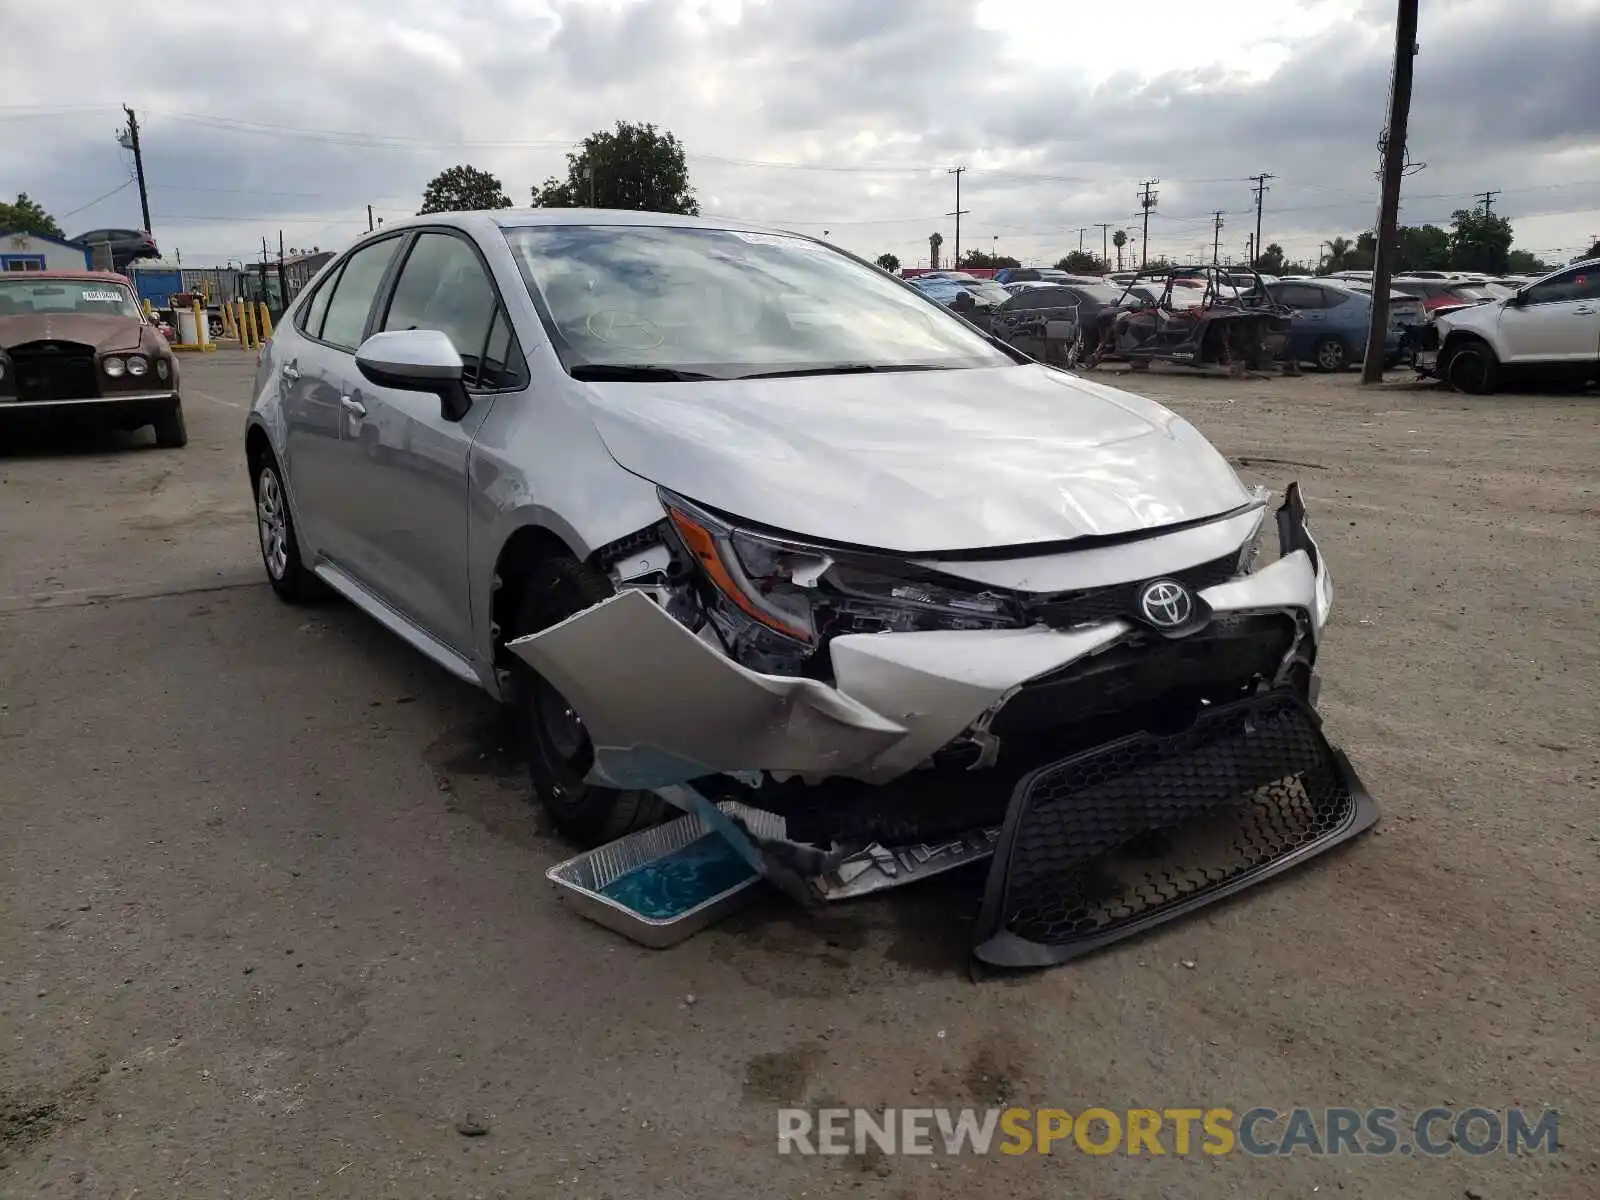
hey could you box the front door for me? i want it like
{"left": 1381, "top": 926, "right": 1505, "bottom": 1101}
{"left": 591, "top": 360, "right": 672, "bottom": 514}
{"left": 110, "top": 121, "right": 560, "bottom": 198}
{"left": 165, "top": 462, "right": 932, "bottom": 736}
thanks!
{"left": 1498, "top": 264, "right": 1600, "bottom": 363}
{"left": 337, "top": 229, "right": 526, "bottom": 656}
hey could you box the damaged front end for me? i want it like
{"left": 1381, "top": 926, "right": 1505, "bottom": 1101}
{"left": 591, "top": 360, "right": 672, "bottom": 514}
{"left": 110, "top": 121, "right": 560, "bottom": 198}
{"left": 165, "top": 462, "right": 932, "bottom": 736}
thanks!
{"left": 511, "top": 483, "right": 1375, "bottom": 965}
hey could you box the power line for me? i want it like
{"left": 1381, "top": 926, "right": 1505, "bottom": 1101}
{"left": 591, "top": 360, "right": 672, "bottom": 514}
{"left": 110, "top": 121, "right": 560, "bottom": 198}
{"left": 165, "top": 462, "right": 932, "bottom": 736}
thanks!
{"left": 1476, "top": 189, "right": 1500, "bottom": 217}
{"left": 59, "top": 178, "right": 134, "bottom": 219}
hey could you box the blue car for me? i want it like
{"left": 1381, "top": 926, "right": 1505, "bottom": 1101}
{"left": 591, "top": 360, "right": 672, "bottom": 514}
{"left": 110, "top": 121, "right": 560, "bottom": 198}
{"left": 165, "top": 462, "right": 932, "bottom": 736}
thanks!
{"left": 1266, "top": 280, "right": 1405, "bottom": 371}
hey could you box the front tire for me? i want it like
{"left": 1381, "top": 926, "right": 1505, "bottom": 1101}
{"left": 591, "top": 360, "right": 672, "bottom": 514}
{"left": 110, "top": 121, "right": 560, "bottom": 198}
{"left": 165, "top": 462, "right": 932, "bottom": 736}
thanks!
{"left": 153, "top": 400, "right": 188, "bottom": 448}
{"left": 1444, "top": 339, "right": 1499, "bottom": 395}
{"left": 510, "top": 556, "right": 664, "bottom": 846}
{"left": 251, "top": 452, "right": 321, "bottom": 602}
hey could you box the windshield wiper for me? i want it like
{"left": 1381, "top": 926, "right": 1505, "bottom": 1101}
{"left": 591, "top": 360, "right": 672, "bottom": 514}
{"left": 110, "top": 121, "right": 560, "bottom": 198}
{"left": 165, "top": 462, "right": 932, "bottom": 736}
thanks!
{"left": 734, "top": 363, "right": 952, "bottom": 380}
{"left": 570, "top": 364, "right": 720, "bottom": 382}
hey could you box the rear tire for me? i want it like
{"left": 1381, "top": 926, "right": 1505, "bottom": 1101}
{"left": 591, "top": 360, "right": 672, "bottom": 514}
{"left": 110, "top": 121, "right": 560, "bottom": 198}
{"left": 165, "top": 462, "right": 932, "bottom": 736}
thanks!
{"left": 510, "top": 556, "right": 664, "bottom": 847}
{"left": 1312, "top": 336, "right": 1348, "bottom": 372}
{"left": 1444, "top": 339, "right": 1499, "bottom": 395}
{"left": 153, "top": 400, "right": 188, "bottom": 448}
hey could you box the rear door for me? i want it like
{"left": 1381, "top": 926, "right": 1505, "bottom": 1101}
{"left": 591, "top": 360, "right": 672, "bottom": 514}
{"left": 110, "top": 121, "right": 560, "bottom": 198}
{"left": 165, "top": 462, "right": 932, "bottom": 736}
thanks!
{"left": 1497, "top": 265, "right": 1600, "bottom": 363}
{"left": 338, "top": 228, "right": 527, "bottom": 654}
{"left": 283, "top": 233, "right": 405, "bottom": 572}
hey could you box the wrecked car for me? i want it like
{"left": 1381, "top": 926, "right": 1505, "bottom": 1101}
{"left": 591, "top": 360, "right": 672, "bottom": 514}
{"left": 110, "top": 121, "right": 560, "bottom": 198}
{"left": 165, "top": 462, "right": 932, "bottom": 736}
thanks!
{"left": 1085, "top": 265, "right": 1294, "bottom": 377}
{"left": 245, "top": 210, "right": 1376, "bottom": 967}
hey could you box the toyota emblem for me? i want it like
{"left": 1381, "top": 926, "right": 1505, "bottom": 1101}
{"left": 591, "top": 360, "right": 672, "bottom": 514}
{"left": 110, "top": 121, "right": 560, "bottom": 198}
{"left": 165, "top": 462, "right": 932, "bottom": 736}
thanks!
{"left": 1138, "top": 579, "right": 1194, "bottom": 629}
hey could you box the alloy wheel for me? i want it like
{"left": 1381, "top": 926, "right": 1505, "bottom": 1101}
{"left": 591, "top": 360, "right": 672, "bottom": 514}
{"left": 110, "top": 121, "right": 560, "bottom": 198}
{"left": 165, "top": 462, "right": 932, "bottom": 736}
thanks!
{"left": 257, "top": 467, "right": 290, "bottom": 580}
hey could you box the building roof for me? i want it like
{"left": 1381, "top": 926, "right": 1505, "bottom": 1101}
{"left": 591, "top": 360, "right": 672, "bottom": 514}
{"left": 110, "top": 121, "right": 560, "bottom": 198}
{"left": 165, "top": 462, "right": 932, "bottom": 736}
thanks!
{"left": 0, "top": 269, "right": 133, "bottom": 283}
{"left": 0, "top": 229, "right": 94, "bottom": 251}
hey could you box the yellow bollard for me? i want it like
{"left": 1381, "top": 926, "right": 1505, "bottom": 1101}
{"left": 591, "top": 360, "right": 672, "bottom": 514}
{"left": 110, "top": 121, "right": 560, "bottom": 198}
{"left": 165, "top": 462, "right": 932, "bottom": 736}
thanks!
{"left": 192, "top": 301, "right": 207, "bottom": 348}
{"left": 257, "top": 302, "right": 273, "bottom": 339}
{"left": 243, "top": 300, "right": 259, "bottom": 350}
{"left": 221, "top": 301, "right": 236, "bottom": 340}
{"left": 143, "top": 299, "right": 154, "bottom": 319}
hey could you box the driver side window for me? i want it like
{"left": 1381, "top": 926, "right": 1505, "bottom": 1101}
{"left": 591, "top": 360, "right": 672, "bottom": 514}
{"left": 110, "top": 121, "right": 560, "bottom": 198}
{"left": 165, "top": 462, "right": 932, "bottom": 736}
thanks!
{"left": 380, "top": 232, "right": 524, "bottom": 389}
{"left": 1523, "top": 267, "right": 1598, "bottom": 305}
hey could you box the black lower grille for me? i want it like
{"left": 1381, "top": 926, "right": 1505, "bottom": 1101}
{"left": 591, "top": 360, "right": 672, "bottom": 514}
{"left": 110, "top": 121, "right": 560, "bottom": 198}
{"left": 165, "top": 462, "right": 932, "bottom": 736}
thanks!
{"left": 9, "top": 341, "right": 98, "bottom": 402}
{"left": 1028, "top": 554, "right": 1239, "bottom": 630}
{"left": 974, "top": 692, "right": 1376, "bottom": 967}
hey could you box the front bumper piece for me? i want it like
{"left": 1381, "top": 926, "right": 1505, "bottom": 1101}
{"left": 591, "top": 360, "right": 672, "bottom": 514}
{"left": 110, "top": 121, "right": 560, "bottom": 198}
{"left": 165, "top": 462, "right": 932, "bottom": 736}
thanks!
{"left": 972, "top": 690, "right": 1376, "bottom": 967}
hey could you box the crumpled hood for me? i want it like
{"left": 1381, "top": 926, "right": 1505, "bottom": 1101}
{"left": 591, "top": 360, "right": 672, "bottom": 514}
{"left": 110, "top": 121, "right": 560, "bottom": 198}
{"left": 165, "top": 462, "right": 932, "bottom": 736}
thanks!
{"left": 0, "top": 312, "right": 145, "bottom": 353}
{"left": 579, "top": 363, "right": 1251, "bottom": 553}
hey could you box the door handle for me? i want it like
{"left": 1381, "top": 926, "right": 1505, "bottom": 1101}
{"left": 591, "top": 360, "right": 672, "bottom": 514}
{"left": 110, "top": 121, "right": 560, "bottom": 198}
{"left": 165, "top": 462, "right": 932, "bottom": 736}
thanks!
{"left": 280, "top": 362, "right": 300, "bottom": 382}
{"left": 340, "top": 396, "right": 367, "bottom": 418}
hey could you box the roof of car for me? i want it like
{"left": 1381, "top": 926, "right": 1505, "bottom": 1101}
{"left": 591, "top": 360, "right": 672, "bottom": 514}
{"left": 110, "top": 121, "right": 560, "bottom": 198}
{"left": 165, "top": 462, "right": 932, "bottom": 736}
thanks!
{"left": 0, "top": 269, "right": 133, "bottom": 283}
{"left": 362, "top": 208, "right": 791, "bottom": 237}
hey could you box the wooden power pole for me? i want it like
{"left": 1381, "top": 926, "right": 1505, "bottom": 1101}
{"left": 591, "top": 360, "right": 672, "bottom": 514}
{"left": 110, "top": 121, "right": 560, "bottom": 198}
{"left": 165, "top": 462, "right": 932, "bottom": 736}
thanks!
{"left": 1363, "top": 0, "right": 1419, "bottom": 384}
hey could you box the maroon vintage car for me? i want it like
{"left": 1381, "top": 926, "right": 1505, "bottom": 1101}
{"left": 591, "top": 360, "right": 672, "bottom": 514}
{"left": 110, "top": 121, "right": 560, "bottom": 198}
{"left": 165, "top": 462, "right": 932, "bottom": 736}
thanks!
{"left": 0, "top": 270, "right": 186, "bottom": 447}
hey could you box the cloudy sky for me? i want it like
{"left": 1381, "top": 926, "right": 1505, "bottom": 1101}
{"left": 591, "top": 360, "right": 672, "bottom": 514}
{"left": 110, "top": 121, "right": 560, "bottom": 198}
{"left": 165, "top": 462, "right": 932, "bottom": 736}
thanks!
{"left": 3, "top": 0, "right": 1597, "bottom": 270}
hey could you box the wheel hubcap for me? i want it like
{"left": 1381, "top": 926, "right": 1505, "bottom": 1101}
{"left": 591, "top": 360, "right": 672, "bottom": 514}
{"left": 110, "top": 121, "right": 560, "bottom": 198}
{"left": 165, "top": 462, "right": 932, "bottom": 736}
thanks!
{"left": 1319, "top": 343, "right": 1343, "bottom": 369}
{"left": 257, "top": 468, "right": 290, "bottom": 580}
{"left": 536, "top": 679, "right": 588, "bottom": 761}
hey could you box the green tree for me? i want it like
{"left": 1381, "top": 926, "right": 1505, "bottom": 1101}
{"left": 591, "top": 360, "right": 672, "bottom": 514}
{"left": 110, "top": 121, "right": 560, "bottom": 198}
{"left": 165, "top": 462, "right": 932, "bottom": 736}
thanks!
{"left": 928, "top": 231, "right": 943, "bottom": 269}
{"left": 1353, "top": 230, "right": 1377, "bottom": 270}
{"left": 419, "top": 165, "right": 513, "bottom": 214}
{"left": 1448, "top": 208, "right": 1513, "bottom": 273}
{"left": 1505, "top": 249, "right": 1553, "bottom": 274}
{"left": 875, "top": 252, "right": 900, "bottom": 273}
{"left": 1056, "top": 251, "right": 1109, "bottom": 274}
{"left": 533, "top": 121, "right": 697, "bottom": 215}
{"left": 1320, "top": 236, "right": 1358, "bottom": 274}
{"left": 1111, "top": 228, "right": 1128, "bottom": 270}
{"left": 1395, "top": 224, "right": 1451, "bottom": 272}
{"left": 1253, "top": 243, "right": 1287, "bottom": 275}
{"left": 0, "top": 192, "right": 63, "bottom": 237}
{"left": 957, "top": 249, "right": 1021, "bottom": 269}
{"left": 1581, "top": 238, "right": 1600, "bottom": 261}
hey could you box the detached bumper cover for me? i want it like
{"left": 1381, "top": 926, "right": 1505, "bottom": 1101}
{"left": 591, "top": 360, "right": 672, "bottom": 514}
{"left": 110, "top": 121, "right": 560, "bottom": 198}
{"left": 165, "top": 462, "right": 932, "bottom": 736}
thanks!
{"left": 972, "top": 691, "right": 1377, "bottom": 968}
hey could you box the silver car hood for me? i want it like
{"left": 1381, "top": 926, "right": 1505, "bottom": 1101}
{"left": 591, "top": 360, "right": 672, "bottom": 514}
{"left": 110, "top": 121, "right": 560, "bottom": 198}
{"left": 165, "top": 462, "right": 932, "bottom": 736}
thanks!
{"left": 579, "top": 363, "right": 1251, "bottom": 553}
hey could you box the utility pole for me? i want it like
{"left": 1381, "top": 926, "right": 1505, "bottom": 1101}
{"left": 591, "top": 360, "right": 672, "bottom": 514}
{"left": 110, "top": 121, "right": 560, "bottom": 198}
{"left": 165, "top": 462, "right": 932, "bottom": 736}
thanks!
{"left": 1095, "top": 223, "right": 1111, "bottom": 265}
{"left": 946, "top": 167, "right": 969, "bottom": 265}
{"left": 1076, "top": 227, "right": 1087, "bottom": 252}
{"left": 1137, "top": 180, "right": 1159, "bottom": 267}
{"left": 277, "top": 229, "right": 287, "bottom": 309}
{"left": 1476, "top": 189, "right": 1499, "bottom": 217}
{"left": 1212, "top": 210, "right": 1226, "bottom": 265}
{"left": 367, "top": 204, "right": 374, "bottom": 232}
{"left": 116, "top": 106, "right": 152, "bottom": 235}
{"left": 1246, "top": 233, "right": 1255, "bottom": 264}
{"left": 1248, "top": 172, "right": 1273, "bottom": 267}
{"left": 1363, "top": 0, "right": 1419, "bottom": 384}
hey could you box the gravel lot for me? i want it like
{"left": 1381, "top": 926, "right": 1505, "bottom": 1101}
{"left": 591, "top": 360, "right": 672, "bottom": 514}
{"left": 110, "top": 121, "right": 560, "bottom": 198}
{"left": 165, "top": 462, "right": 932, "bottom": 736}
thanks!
{"left": 2, "top": 353, "right": 1595, "bottom": 1199}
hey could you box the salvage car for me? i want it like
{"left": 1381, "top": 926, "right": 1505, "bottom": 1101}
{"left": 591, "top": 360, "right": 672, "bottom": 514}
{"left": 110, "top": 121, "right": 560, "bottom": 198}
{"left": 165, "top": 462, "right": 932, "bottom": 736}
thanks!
{"left": 1085, "top": 265, "right": 1293, "bottom": 376}
{"left": 245, "top": 210, "right": 1376, "bottom": 966}
{"left": 1265, "top": 279, "right": 1410, "bottom": 371}
{"left": 0, "top": 271, "right": 186, "bottom": 446}
{"left": 1418, "top": 257, "right": 1599, "bottom": 393}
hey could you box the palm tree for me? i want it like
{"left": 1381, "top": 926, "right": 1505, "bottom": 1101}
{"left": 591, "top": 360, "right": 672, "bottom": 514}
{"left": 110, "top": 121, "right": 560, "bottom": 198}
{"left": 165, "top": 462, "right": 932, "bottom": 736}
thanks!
{"left": 1322, "top": 236, "right": 1355, "bottom": 274}
{"left": 928, "top": 231, "right": 944, "bottom": 270}
{"left": 1112, "top": 229, "right": 1128, "bottom": 270}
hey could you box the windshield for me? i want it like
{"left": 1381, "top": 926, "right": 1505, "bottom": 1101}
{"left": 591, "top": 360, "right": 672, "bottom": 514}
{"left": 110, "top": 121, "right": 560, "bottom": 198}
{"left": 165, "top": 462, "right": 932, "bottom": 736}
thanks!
{"left": 959, "top": 280, "right": 1012, "bottom": 305}
{"left": 0, "top": 278, "right": 142, "bottom": 320}
{"left": 505, "top": 225, "right": 1012, "bottom": 379}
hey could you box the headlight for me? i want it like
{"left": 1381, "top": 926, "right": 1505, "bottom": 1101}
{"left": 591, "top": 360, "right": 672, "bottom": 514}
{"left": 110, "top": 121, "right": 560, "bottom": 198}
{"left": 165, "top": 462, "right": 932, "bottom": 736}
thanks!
{"left": 126, "top": 355, "right": 148, "bottom": 376}
{"left": 155, "top": 357, "right": 170, "bottom": 381}
{"left": 660, "top": 490, "right": 1022, "bottom": 650}
{"left": 662, "top": 495, "right": 820, "bottom": 642}
{"left": 103, "top": 357, "right": 126, "bottom": 377}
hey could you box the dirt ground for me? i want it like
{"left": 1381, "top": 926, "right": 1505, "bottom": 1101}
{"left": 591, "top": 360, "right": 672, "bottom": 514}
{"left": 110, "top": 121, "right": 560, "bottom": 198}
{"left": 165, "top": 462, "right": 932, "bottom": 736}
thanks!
{"left": 1, "top": 354, "right": 1595, "bottom": 1199}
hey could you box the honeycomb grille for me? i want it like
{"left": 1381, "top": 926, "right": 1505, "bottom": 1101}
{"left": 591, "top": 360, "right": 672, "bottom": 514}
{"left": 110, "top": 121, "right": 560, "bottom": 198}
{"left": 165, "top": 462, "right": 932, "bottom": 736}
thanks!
{"left": 974, "top": 692, "right": 1376, "bottom": 967}
{"left": 1027, "top": 554, "right": 1239, "bottom": 630}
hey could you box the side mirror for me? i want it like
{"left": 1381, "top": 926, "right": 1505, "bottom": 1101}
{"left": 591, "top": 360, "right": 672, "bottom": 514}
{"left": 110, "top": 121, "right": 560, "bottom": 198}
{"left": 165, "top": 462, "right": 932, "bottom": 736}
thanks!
{"left": 1507, "top": 290, "right": 1526, "bottom": 306}
{"left": 355, "top": 329, "right": 471, "bottom": 422}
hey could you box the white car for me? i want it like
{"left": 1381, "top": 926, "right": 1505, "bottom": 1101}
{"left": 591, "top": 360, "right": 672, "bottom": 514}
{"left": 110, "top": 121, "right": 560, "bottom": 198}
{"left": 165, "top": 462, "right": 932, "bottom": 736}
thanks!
{"left": 1425, "top": 258, "right": 1600, "bottom": 393}
{"left": 244, "top": 208, "right": 1377, "bottom": 967}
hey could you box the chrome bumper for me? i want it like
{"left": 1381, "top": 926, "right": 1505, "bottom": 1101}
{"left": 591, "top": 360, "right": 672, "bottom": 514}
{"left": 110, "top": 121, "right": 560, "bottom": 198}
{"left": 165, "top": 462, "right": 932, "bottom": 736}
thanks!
{"left": 0, "top": 390, "right": 179, "bottom": 410}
